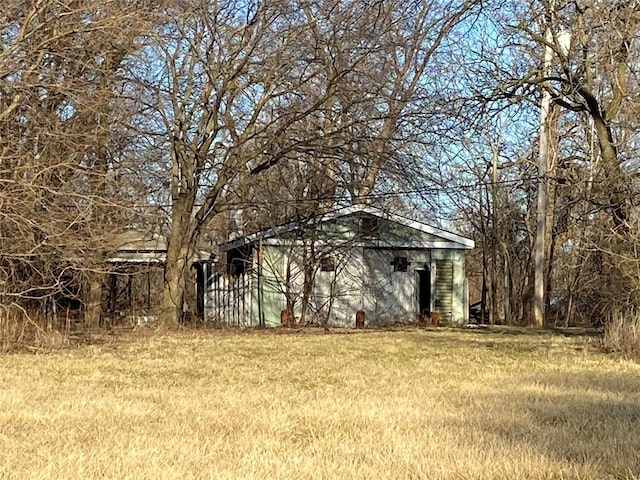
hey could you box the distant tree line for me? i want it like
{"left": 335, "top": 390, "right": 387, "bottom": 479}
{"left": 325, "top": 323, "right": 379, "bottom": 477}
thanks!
{"left": 1, "top": 0, "right": 637, "bottom": 338}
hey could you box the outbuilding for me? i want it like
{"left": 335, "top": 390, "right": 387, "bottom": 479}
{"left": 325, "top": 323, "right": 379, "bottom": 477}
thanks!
{"left": 209, "top": 204, "right": 474, "bottom": 327}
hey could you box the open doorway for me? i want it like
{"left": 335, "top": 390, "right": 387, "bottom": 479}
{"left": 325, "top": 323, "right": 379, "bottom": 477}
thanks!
{"left": 417, "top": 269, "right": 431, "bottom": 315}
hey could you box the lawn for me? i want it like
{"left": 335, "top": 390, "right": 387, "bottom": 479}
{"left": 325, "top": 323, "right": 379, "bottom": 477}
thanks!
{"left": 1, "top": 327, "right": 639, "bottom": 479}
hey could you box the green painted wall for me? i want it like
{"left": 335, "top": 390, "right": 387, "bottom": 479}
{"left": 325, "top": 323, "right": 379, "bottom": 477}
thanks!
{"left": 275, "top": 215, "right": 447, "bottom": 245}
{"left": 248, "top": 244, "right": 467, "bottom": 327}
{"left": 240, "top": 214, "right": 469, "bottom": 327}
{"left": 432, "top": 249, "right": 466, "bottom": 325}
{"left": 251, "top": 246, "right": 285, "bottom": 326}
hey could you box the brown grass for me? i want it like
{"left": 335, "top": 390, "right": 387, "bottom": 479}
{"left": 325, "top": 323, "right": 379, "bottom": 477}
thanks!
{"left": 0, "top": 309, "right": 70, "bottom": 354}
{"left": 603, "top": 312, "right": 640, "bottom": 358}
{"left": 1, "top": 327, "right": 639, "bottom": 479}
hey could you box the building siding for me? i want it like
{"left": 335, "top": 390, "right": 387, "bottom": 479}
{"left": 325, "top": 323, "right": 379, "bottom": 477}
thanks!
{"left": 209, "top": 210, "right": 471, "bottom": 327}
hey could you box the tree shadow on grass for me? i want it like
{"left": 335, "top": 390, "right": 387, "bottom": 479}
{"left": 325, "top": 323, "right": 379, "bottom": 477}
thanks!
{"left": 458, "top": 325, "right": 601, "bottom": 338}
{"left": 400, "top": 327, "right": 580, "bottom": 352}
{"left": 454, "top": 371, "right": 640, "bottom": 477}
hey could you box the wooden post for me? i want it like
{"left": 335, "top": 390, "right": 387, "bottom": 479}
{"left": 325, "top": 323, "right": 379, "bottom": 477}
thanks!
{"left": 280, "top": 309, "right": 292, "bottom": 327}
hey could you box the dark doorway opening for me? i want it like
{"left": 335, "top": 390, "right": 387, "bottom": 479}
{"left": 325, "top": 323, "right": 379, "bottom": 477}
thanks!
{"left": 195, "top": 263, "right": 205, "bottom": 322}
{"left": 418, "top": 269, "right": 431, "bottom": 315}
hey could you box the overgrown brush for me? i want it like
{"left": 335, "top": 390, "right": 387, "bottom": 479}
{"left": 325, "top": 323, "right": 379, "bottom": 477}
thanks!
{"left": 0, "top": 306, "right": 68, "bottom": 353}
{"left": 602, "top": 311, "right": 640, "bottom": 358}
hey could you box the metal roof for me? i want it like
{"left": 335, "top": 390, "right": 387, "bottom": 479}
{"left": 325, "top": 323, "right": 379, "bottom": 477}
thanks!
{"left": 219, "top": 204, "right": 474, "bottom": 251}
{"left": 107, "top": 230, "right": 213, "bottom": 263}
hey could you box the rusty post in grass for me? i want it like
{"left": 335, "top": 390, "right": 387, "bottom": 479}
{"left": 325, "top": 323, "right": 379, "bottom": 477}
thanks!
{"left": 280, "top": 309, "right": 292, "bottom": 328}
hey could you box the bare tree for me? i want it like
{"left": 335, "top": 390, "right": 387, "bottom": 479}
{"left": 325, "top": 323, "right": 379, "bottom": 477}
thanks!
{"left": 1, "top": 1, "right": 152, "bottom": 330}
{"left": 440, "top": 0, "right": 640, "bottom": 325}
{"left": 129, "top": 1, "right": 342, "bottom": 326}
{"left": 129, "top": 0, "right": 483, "bottom": 327}
{"left": 296, "top": 0, "right": 483, "bottom": 201}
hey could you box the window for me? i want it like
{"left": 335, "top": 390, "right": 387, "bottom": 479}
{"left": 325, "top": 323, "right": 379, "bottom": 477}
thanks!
{"left": 360, "top": 217, "right": 379, "bottom": 237}
{"left": 228, "top": 257, "right": 246, "bottom": 276}
{"left": 320, "top": 255, "right": 336, "bottom": 272}
{"left": 392, "top": 256, "right": 409, "bottom": 272}
{"left": 227, "top": 248, "right": 249, "bottom": 276}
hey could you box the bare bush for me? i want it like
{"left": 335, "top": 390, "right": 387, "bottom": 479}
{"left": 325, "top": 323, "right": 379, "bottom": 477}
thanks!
{"left": 0, "top": 305, "right": 69, "bottom": 353}
{"left": 602, "top": 311, "right": 640, "bottom": 358}
{"left": 1, "top": 1, "right": 155, "bottom": 332}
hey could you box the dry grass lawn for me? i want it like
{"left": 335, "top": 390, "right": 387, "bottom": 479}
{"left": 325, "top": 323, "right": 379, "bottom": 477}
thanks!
{"left": 1, "top": 327, "right": 640, "bottom": 479}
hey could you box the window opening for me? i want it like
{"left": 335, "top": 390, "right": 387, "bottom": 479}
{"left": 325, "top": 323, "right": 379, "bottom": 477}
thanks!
{"left": 320, "top": 255, "right": 336, "bottom": 272}
{"left": 392, "top": 256, "right": 409, "bottom": 272}
{"left": 360, "top": 217, "right": 379, "bottom": 238}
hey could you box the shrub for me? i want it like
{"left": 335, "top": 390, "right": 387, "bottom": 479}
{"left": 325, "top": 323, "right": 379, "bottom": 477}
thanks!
{"left": 0, "top": 306, "right": 69, "bottom": 353}
{"left": 602, "top": 311, "right": 640, "bottom": 358}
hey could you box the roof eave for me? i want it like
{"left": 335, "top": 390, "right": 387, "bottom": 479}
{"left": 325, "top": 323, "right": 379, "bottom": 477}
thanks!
{"left": 218, "top": 204, "right": 475, "bottom": 251}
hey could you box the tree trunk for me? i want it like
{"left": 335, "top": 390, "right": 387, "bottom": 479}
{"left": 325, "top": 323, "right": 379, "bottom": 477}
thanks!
{"left": 159, "top": 207, "right": 195, "bottom": 328}
{"left": 284, "top": 253, "right": 296, "bottom": 324}
{"left": 490, "top": 152, "right": 498, "bottom": 325}
{"left": 592, "top": 115, "right": 628, "bottom": 232}
{"left": 160, "top": 257, "right": 185, "bottom": 328}
{"left": 533, "top": 19, "right": 554, "bottom": 328}
{"left": 503, "top": 251, "right": 511, "bottom": 324}
{"left": 183, "top": 263, "right": 198, "bottom": 324}
{"left": 479, "top": 184, "right": 488, "bottom": 325}
{"left": 298, "top": 240, "right": 316, "bottom": 326}
{"left": 84, "top": 273, "right": 103, "bottom": 329}
{"left": 577, "top": 85, "right": 629, "bottom": 232}
{"left": 543, "top": 105, "right": 560, "bottom": 326}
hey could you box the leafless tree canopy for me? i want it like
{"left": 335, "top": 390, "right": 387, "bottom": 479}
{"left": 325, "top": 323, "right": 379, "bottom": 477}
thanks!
{"left": 445, "top": 0, "right": 640, "bottom": 325}
{"left": 124, "top": 0, "right": 482, "bottom": 326}
{"left": 2, "top": 0, "right": 638, "bottom": 334}
{"left": 1, "top": 1, "right": 155, "bottom": 326}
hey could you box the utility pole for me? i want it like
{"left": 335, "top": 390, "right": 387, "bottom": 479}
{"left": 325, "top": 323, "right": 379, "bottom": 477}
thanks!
{"left": 480, "top": 182, "right": 488, "bottom": 325}
{"left": 533, "top": 7, "right": 555, "bottom": 327}
{"left": 491, "top": 142, "right": 499, "bottom": 325}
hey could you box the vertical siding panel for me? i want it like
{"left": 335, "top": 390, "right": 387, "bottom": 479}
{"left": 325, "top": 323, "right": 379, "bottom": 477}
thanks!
{"left": 435, "top": 259, "right": 454, "bottom": 323}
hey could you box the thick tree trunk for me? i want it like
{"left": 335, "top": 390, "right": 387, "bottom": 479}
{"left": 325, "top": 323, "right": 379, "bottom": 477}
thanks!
{"left": 159, "top": 207, "right": 195, "bottom": 328}
{"left": 543, "top": 105, "right": 559, "bottom": 326}
{"left": 160, "top": 260, "right": 185, "bottom": 328}
{"left": 533, "top": 21, "right": 554, "bottom": 328}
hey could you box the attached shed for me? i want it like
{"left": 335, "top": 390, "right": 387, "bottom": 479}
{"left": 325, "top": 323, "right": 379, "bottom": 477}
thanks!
{"left": 103, "top": 231, "right": 214, "bottom": 325}
{"left": 208, "top": 205, "right": 474, "bottom": 327}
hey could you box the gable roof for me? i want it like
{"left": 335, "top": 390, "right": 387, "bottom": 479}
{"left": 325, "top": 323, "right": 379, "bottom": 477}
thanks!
{"left": 219, "top": 204, "right": 475, "bottom": 251}
{"left": 107, "top": 230, "right": 213, "bottom": 264}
